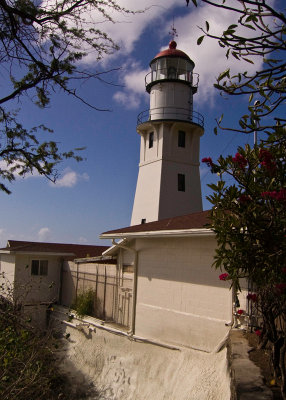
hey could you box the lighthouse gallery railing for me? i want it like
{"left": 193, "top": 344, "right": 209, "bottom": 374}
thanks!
{"left": 137, "top": 107, "right": 204, "bottom": 128}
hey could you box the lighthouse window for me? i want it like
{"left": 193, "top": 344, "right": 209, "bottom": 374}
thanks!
{"left": 178, "top": 131, "right": 186, "bottom": 148}
{"left": 178, "top": 174, "right": 185, "bottom": 192}
{"left": 149, "top": 132, "right": 154, "bottom": 148}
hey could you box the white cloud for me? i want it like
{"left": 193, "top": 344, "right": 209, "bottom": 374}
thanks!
{"left": 0, "top": 160, "right": 40, "bottom": 180}
{"left": 78, "top": 236, "right": 88, "bottom": 244}
{"left": 113, "top": 61, "right": 148, "bottom": 107}
{"left": 38, "top": 227, "right": 51, "bottom": 242}
{"left": 50, "top": 168, "right": 89, "bottom": 188}
{"left": 40, "top": 0, "right": 177, "bottom": 67}
{"left": 0, "top": 161, "right": 89, "bottom": 189}
{"left": 81, "top": 0, "right": 179, "bottom": 65}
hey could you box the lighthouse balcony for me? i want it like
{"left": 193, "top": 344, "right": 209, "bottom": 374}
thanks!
{"left": 145, "top": 71, "right": 199, "bottom": 93}
{"left": 137, "top": 107, "right": 204, "bottom": 128}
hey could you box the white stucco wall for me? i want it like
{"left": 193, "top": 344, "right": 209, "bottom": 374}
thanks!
{"left": 122, "top": 236, "right": 232, "bottom": 352}
{"left": 0, "top": 254, "right": 16, "bottom": 298}
{"left": 131, "top": 119, "right": 203, "bottom": 225}
{"left": 14, "top": 254, "right": 61, "bottom": 303}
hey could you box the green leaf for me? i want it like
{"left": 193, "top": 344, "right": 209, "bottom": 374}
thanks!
{"left": 214, "top": 83, "right": 225, "bottom": 90}
{"left": 205, "top": 21, "right": 210, "bottom": 32}
{"left": 191, "top": 0, "right": 198, "bottom": 6}
{"left": 232, "top": 52, "right": 240, "bottom": 60}
{"left": 218, "top": 68, "right": 230, "bottom": 81}
{"left": 244, "top": 24, "right": 256, "bottom": 30}
{"left": 228, "top": 24, "right": 238, "bottom": 30}
{"left": 242, "top": 57, "right": 254, "bottom": 64}
{"left": 197, "top": 35, "right": 204, "bottom": 45}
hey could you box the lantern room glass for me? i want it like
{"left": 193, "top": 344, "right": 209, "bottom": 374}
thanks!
{"left": 150, "top": 57, "right": 193, "bottom": 83}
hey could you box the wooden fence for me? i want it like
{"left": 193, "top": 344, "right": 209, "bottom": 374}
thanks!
{"left": 60, "top": 261, "right": 133, "bottom": 329}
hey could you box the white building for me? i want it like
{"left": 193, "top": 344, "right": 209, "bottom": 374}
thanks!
{"left": 99, "top": 41, "right": 237, "bottom": 352}
{"left": 101, "top": 211, "right": 233, "bottom": 352}
{"left": 0, "top": 240, "right": 109, "bottom": 305}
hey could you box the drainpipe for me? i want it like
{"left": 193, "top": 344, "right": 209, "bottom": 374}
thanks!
{"left": 58, "top": 258, "right": 64, "bottom": 305}
{"left": 112, "top": 239, "right": 138, "bottom": 335}
{"left": 75, "top": 261, "right": 79, "bottom": 301}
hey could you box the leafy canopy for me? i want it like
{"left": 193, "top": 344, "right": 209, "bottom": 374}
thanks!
{"left": 189, "top": 0, "right": 286, "bottom": 135}
{"left": 0, "top": 0, "right": 135, "bottom": 193}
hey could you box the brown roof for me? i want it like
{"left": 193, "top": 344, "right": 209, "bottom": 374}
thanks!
{"left": 101, "top": 210, "right": 211, "bottom": 236}
{"left": 2, "top": 240, "right": 108, "bottom": 258}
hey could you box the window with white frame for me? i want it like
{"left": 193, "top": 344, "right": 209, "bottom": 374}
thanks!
{"left": 31, "top": 260, "right": 48, "bottom": 276}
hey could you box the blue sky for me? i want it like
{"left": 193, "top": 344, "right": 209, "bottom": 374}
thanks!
{"left": 0, "top": 0, "right": 281, "bottom": 246}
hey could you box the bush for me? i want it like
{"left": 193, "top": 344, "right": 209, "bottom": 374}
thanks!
{"left": 72, "top": 289, "right": 96, "bottom": 318}
{"left": 0, "top": 295, "right": 71, "bottom": 400}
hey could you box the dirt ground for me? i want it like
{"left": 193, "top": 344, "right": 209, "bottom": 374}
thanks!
{"left": 245, "top": 331, "right": 283, "bottom": 400}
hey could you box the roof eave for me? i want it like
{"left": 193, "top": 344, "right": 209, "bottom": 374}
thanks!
{"left": 100, "top": 228, "right": 214, "bottom": 240}
{"left": 0, "top": 250, "right": 75, "bottom": 256}
{"left": 74, "top": 255, "right": 117, "bottom": 263}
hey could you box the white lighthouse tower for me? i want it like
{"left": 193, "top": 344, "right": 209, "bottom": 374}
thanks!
{"left": 131, "top": 40, "right": 204, "bottom": 226}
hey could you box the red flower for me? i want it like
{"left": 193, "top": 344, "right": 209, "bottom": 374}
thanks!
{"left": 255, "top": 329, "right": 262, "bottom": 336}
{"left": 219, "top": 273, "right": 229, "bottom": 281}
{"left": 259, "top": 149, "right": 277, "bottom": 173}
{"left": 259, "top": 149, "right": 274, "bottom": 162}
{"left": 247, "top": 293, "right": 257, "bottom": 302}
{"left": 261, "top": 189, "right": 286, "bottom": 202}
{"left": 201, "top": 157, "right": 214, "bottom": 167}
{"left": 276, "top": 188, "right": 286, "bottom": 202}
{"left": 275, "top": 283, "right": 286, "bottom": 293}
{"left": 232, "top": 153, "right": 247, "bottom": 169}
{"left": 261, "top": 191, "right": 275, "bottom": 199}
{"left": 237, "top": 309, "right": 244, "bottom": 315}
{"left": 239, "top": 194, "right": 251, "bottom": 203}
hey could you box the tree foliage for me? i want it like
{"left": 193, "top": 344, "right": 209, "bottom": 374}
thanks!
{"left": 189, "top": 0, "right": 286, "bottom": 396}
{"left": 189, "top": 0, "right": 286, "bottom": 134}
{"left": 0, "top": 288, "right": 70, "bottom": 399}
{"left": 0, "top": 0, "right": 134, "bottom": 193}
{"left": 203, "top": 128, "right": 286, "bottom": 397}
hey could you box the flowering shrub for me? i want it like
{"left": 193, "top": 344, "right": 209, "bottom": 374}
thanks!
{"left": 203, "top": 128, "right": 286, "bottom": 397}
